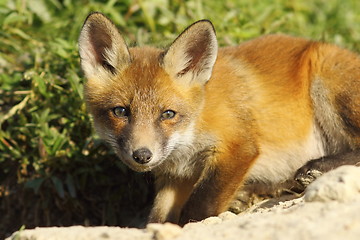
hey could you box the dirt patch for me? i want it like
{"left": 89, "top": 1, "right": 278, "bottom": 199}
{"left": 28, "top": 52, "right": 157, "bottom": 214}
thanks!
{"left": 6, "top": 166, "right": 360, "bottom": 240}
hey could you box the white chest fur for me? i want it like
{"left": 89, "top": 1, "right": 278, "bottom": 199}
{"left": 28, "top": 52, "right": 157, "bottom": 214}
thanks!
{"left": 247, "top": 122, "right": 325, "bottom": 184}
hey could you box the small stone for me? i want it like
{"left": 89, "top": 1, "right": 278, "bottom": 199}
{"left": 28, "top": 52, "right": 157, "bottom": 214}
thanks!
{"left": 202, "top": 216, "right": 222, "bottom": 225}
{"left": 182, "top": 221, "right": 203, "bottom": 230}
{"left": 218, "top": 211, "right": 237, "bottom": 221}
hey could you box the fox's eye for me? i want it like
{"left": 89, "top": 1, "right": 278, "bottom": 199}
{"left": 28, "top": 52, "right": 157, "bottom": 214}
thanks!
{"left": 112, "top": 106, "right": 128, "bottom": 118}
{"left": 161, "top": 110, "right": 176, "bottom": 120}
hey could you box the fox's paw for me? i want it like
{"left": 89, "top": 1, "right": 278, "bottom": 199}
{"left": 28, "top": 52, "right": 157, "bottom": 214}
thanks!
{"left": 295, "top": 159, "right": 327, "bottom": 187}
{"left": 296, "top": 150, "right": 360, "bottom": 187}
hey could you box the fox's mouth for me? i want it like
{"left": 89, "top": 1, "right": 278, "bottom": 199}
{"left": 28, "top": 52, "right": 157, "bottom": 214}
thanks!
{"left": 102, "top": 126, "right": 194, "bottom": 172}
{"left": 102, "top": 133, "right": 168, "bottom": 172}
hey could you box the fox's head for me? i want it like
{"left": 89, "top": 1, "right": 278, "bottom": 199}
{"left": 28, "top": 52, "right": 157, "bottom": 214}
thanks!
{"left": 79, "top": 13, "right": 218, "bottom": 172}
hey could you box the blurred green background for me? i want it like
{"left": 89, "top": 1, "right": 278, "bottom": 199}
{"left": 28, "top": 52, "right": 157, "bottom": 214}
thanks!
{"left": 1, "top": 0, "right": 360, "bottom": 238}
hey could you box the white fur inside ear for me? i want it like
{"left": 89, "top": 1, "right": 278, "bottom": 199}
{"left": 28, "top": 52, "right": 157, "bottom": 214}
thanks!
{"left": 162, "top": 20, "right": 218, "bottom": 86}
{"left": 78, "top": 39, "right": 112, "bottom": 82}
{"left": 78, "top": 13, "right": 131, "bottom": 82}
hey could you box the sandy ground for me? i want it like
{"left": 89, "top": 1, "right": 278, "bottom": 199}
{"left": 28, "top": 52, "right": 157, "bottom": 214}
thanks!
{"left": 6, "top": 165, "right": 360, "bottom": 240}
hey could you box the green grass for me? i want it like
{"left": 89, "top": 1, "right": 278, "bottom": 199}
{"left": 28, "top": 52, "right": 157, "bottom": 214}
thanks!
{"left": 1, "top": 0, "right": 360, "bottom": 238}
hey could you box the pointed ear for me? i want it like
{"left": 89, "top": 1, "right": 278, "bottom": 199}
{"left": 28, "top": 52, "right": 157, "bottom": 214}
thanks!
{"left": 162, "top": 20, "right": 218, "bottom": 86}
{"left": 78, "top": 12, "right": 131, "bottom": 81}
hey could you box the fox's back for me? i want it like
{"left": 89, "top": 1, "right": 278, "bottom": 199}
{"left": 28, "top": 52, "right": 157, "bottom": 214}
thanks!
{"left": 202, "top": 35, "right": 316, "bottom": 149}
{"left": 204, "top": 34, "right": 360, "bottom": 183}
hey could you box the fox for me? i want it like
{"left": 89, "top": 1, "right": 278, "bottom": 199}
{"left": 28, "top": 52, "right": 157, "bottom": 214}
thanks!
{"left": 78, "top": 12, "right": 360, "bottom": 225}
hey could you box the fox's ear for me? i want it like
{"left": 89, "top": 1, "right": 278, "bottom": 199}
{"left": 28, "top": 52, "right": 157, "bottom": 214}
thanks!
{"left": 79, "top": 12, "right": 131, "bottom": 81}
{"left": 162, "top": 20, "right": 218, "bottom": 86}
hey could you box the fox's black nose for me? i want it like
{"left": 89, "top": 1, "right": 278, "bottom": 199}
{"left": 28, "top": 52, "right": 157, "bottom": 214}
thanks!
{"left": 132, "top": 148, "right": 153, "bottom": 164}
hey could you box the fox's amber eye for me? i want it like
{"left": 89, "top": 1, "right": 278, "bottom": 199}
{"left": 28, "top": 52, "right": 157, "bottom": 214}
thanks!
{"left": 112, "top": 106, "right": 128, "bottom": 118}
{"left": 161, "top": 110, "right": 176, "bottom": 120}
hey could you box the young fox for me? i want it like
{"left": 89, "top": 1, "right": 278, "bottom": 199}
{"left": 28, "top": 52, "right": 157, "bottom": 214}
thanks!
{"left": 79, "top": 12, "right": 360, "bottom": 225}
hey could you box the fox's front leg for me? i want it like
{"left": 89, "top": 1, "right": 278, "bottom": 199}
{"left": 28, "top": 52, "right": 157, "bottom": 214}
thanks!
{"left": 179, "top": 146, "right": 258, "bottom": 225}
{"left": 148, "top": 176, "right": 198, "bottom": 224}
